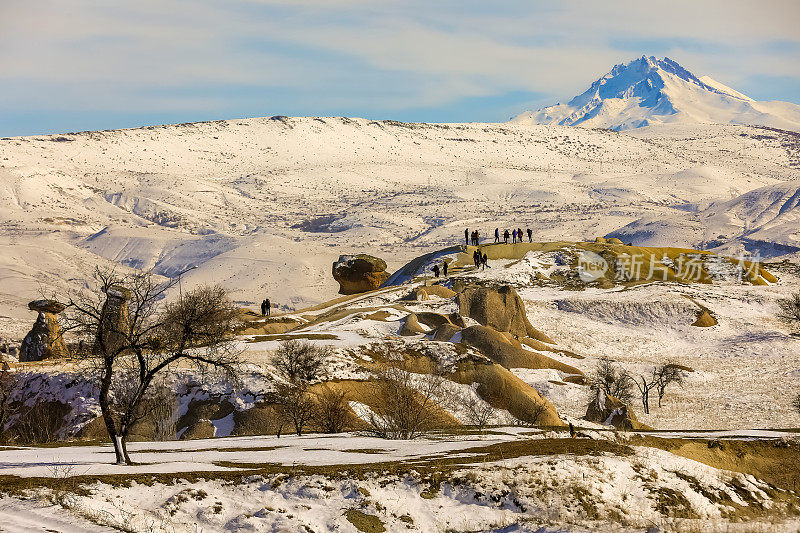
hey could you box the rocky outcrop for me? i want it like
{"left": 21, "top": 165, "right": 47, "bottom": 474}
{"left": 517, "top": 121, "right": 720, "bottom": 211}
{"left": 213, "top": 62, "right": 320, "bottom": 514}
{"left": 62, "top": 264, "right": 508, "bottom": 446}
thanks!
{"left": 399, "top": 314, "right": 429, "bottom": 336}
{"left": 408, "top": 285, "right": 457, "bottom": 301}
{"left": 93, "top": 284, "right": 131, "bottom": 354}
{"left": 692, "top": 311, "right": 717, "bottom": 327}
{"left": 180, "top": 419, "right": 215, "bottom": 440}
{"left": 459, "top": 325, "right": 584, "bottom": 376}
{"left": 401, "top": 312, "right": 463, "bottom": 337}
{"left": 433, "top": 324, "right": 461, "bottom": 341}
{"left": 584, "top": 391, "right": 650, "bottom": 430}
{"left": 19, "top": 300, "right": 69, "bottom": 362}
{"left": 449, "top": 357, "right": 564, "bottom": 426}
{"left": 457, "top": 285, "right": 549, "bottom": 340}
{"left": 332, "top": 254, "right": 390, "bottom": 295}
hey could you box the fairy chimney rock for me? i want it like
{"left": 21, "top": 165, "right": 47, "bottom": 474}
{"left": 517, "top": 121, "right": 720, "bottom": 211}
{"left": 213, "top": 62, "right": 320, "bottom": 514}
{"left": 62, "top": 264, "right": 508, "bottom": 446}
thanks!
{"left": 93, "top": 284, "right": 132, "bottom": 354}
{"left": 19, "top": 299, "right": 69, "bottom": 362}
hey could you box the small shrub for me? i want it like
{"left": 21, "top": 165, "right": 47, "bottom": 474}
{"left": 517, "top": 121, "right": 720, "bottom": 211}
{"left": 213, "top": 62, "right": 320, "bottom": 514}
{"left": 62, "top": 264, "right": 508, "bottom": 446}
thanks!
{"left": 778, "top": 292, "right": 800, "bottom": 333}
{"left": 274, "top": 340, "right": 329, "bottom": 383}
{"left": 273, "top": 382, "right": 315, "bottom": 436}
{"left": 314, "top": 387, "right": 350, "bottom": 433}
{"left": 365, "top": 363, "right": 444, "bottom": 440}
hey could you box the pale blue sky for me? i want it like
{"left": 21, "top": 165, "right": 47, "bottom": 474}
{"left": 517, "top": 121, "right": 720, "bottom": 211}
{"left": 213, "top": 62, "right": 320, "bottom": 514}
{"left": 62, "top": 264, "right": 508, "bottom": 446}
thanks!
{"left": 1, "top": 0, "right": 799, "bottom": 136}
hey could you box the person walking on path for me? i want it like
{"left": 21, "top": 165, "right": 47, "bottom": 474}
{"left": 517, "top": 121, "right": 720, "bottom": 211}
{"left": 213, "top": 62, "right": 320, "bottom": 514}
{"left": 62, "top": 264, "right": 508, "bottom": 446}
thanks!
{"left": 527, "top": 228, "right": 533, "bottom": 243}
{"left": 473, "top": 249, "right": 480, "bottom": 268}
{"left": 518, "top": 228, "right": 523, "bottom": 245}
{"left": 442, "top": 261, "right": 448, "bottom": 277}
{"left": 432, "top": 264, "right": 440, "bottom": 278}
{"left": 512, "top": 229, "right": 517, "bottom": 244}
{"left": 503, "top": 229, "right": 510, "bottom": 243}
{"left": 465, "top": 228, "right": 469, "bottom": 246}
{"left": 482, "top": 252, "right": 489, "bottom": 270}
{"left": 494, "top": 228, "right": 500, "bottom": 243}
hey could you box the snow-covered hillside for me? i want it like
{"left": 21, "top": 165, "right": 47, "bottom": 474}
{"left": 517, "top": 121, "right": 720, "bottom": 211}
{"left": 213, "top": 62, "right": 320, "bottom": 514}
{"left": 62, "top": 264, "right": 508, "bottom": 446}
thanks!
{"left": 0, "top": 117, "right": 798, "bottom": 337}
{"left": 512, "top": 56, "right": 800, "bottom": 132}
{"left": 607, "top": 178, "right": 800, "bottom": 256}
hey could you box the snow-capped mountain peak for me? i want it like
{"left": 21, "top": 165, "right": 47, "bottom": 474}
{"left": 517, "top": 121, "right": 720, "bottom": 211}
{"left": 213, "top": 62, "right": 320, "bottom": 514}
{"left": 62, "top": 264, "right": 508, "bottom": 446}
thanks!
{"left": 512, "top": 56, "right": 800, "bottom": 131}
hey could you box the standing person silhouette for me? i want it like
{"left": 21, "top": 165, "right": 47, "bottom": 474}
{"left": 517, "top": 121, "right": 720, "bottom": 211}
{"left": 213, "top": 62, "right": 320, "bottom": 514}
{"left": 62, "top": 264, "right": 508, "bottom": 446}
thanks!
{"left": 443, "top": 261, "right": 448, "bottom": 277}
{"left": 512, "top": 229, "right": 517, "bottom": 244}
{"left": 527, "top": 228, "right": 533, "bottom": 243}
{"left": 260, "top": 299, "right": 266, "bottom": 316}
{"left": 432, "top": 264, "right": 440, "bottom": 277}
{"left": 465, "top": 228, "right": 469, "bottom": 246}
{"left": 503, "top": 229, "right": 510, "bottom": 243}
{"left": 518, "top": 228, "right": 523, "bottom": 245}
{"left": 494, "top": 228, "right": 500, "bottom": 243}
{"left": 264, "top": 298, "right": 271, "bottom": 317}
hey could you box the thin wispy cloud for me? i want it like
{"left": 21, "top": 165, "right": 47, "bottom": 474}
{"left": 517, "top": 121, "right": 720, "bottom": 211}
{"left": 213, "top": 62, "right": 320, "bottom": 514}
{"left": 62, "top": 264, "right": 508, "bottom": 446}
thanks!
{"left": 1, "top": 0, "right": 798, "bottom": 135}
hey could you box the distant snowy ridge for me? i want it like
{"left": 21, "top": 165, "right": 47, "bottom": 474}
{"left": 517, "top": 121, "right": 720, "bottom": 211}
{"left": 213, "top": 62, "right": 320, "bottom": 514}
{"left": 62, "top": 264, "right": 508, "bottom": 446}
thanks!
{"left": 607, "top": 179, "right": 800, "bottom": 257}
{"left": 512, "top": 56, "right": 800, "bottom": 132}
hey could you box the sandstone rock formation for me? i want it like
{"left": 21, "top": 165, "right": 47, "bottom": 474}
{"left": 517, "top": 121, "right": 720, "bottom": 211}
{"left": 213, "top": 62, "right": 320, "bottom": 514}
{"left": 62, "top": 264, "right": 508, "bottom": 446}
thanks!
{"left": 408, "top": 285, "right": 456, "bottom": 301}
{"left": 399, "top": 313, "right": 429, "bottom": 336}
{"left": 449, "top": 357, "right": 563, "bottom": 426}
{"left": 459, "top": 325, "right": 584, "bottom": 376}
{"left": 433, "top": 324, "right": 461, "bottom": 341}
{"left": 584, "top": 391, "right": 650, "bottom": 430}
{"left": 332, "top": 254, "right": 390, "bottom": 294}
{"left": 692, "top": 310, "right": 717, "bottom": 327}
{"left": 180, "top": 419, "right": 215, "bottom": 440}
{"left": 93, "top": 284, "right": 131, "bottom": 354}
{"left": 19, "top": 300, "right": 69, "bottom": 362}
{"left": 457, "top": 285, "right": 553, "bottom": 341}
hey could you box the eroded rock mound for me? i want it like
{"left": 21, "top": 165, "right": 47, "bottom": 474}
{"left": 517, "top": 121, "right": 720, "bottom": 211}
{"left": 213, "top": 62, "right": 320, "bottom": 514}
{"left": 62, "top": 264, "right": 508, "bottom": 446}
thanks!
{"left": 333, "top": 254, "right": 390, "bottom": 295}
{"left": 19, "top": 300, "right": 69, "bottom": 362}
{"left": 584, "top": 391, "right": 650, "bottom": 430}
{"left": 692, "top": 311, "right": 717, "bottom": 327}
{"left": 457, "top": 285, "right": 549, "bottom": 340}
{"left": 460, "top": 325, "right": 584, "bottom": 376}
{"left": 94, "top": 284, "right": 131, "bottom": 354}
{"left": 408, "top": 285, "right": 456, "bottom": 301}
{"left": 449, "top": 357, "right": 563, "bottom": 426}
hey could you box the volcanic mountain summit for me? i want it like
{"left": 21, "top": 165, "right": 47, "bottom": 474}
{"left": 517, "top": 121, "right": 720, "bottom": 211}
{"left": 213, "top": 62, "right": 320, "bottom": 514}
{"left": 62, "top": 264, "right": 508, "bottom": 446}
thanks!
{"left": 512, "top": 55, "right": 800, "bottom": 131}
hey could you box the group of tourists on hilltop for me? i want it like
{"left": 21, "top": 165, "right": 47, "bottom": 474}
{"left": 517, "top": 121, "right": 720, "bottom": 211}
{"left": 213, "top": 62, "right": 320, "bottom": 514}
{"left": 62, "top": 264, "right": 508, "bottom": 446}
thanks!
{"left": 465, "top": 226, "right": 534, "bottom": 246}
{"left": 466, "top": 229, "right": 481, "bottom": 246}
{"left": 432, "top": 225, "right": 536, "bottom": 278}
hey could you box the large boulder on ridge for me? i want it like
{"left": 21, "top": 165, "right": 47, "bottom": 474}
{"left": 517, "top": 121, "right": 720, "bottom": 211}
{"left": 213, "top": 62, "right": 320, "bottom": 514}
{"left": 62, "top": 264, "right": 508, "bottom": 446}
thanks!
{"left": 19, "top": 300, "right": 69, "bottom": 362}
{"left": 457, "top": 285, "right": 553, "bottom": 342}
{"left": 332, "top": 254, "right": 390, "bottom": 295}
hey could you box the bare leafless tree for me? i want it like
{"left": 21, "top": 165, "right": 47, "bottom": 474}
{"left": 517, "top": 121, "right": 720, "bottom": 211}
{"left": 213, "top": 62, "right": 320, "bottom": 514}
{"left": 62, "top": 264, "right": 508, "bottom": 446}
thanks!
{"left": 63, "top": 268, "right": 241, "bottom": 464}
{"left": 458, "top": 394, "right": 496, "bottom": 430}
{"left": 654, "top": 363, "right": 685, "bottom": 408}
{"left": 314, "top": 387, "right": 350, "bottom": 433}
{"left": 588, "top": 356, "right": 634, "bottom": 405}
{"left": 365, "top": 363, "right": 445, "bottom": 439}
{"left": 273, "top": 382, "right": 315, "bottom": 436}
{"left": 631, "top": 371, "right": 658, "bottom": 415}
{"left": 778, "top": 292, "right": 800, "bottom": 334}
{"left": 521, "top": 400, "right": 550, "bottom": 427}
{"left": 273, "top": 340, "right": 329, "bottom": 383}
{"left": 14, "top": 402, "right": 65, "bottom": 444}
